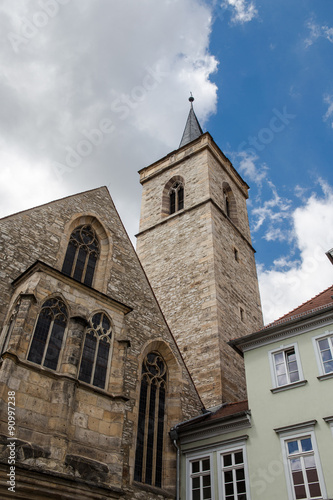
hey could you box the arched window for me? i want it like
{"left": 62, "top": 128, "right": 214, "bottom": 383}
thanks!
{"left": 169, "top": 181, "right": 184, "bottom": 214}
{"left": 78, "top": 312, "right": 112, "bottom": 389}
{"left": 134, "top": 352, "right": 167, "bottom": 488}
{"left": 62, "top": 225, "right": 100, "bottom": 287}
{"left": 28, "top": 298, "right": 68, "bottom": 370}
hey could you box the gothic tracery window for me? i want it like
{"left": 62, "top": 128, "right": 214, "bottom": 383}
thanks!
{"left": 134, "top": 351, "right": 167, "bottom": 488}
{"left": 28, "top": 298, "right": 68, "bottom": 370}
{"left": 78, "top": 312, "right": 112, "bottom": 389}
{"left": 62, "top": 225, "right": 100, "bottom": 287}
{"left": 169, "top": 181, "right": 184, "bottom": 214}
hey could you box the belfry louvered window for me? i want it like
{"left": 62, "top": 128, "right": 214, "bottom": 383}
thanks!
{"left": 28, "top": 298, "right": 68, "bottom": 370}
{"left": 62, "top": 225, "right": 100, "bottom": 286}
{"left": 134, "top": 352, "right": 167, "bottom": 488}
{"left": 78, "top": 312, "right": 112, "bottom": 389}
{"left": 169, "top": 181, "right": 184, "bottom": 214}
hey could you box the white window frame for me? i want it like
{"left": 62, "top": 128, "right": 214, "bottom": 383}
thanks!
{"left": 217, "top": 441, "right": 251, "bottom": 500}
{"left": 186, "top": 452, "right": 214, "bottom": 500}
{"left": 312, "top": 330, "right": 333, "bottom": 379}
{"left": 268, "top": 343, "right": 306, "bottom": 392}
{"left": 278, "top": 426, "right": 327, "bottom": 500}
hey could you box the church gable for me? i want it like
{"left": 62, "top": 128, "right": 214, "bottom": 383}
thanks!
{"left": 0, "top": 187, "right": 202, "bottom": 499}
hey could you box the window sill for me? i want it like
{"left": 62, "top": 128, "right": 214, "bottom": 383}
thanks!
{"left": 317, "top": 372, "right": 333, "bottom": 381}
{"left": 271, "top": 380, "right": 307, "bottom": 393}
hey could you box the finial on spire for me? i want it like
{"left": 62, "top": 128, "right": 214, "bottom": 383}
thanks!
{"left": 179, "top": 94, "right": 203, "bottom": 148}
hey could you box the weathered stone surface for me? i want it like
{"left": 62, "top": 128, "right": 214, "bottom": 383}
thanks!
{"left": 137, "top": 134, "right": 263, "bottom": 407}
{"left": 0, "top": 187, "right": 202, "bottom": 499}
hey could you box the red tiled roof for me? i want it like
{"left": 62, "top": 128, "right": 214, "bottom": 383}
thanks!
{"left": 264, "top": 284, "right": 333, "bottom": 329}
{"left": 208, "top": 400, "right": 249, "bottom": 420}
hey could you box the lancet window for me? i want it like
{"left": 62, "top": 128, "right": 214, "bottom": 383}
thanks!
{"left": 28, "top": 298, "right": 68, "bottom": 370}
{"left": 78, "top": 312, "right": 112, "bottom": 389}
{"left": 169, "top": 181, "right": 184, "bottom": 214}
{"left": 134, "top": 351, "right": 167, "bottom": 488}
{"left": 62, "top": 225, "right": 100, "bottom": 287}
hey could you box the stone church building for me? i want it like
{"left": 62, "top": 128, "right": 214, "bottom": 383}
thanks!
{"left": 0, "top": 100, "right": 262, "bottom": 499}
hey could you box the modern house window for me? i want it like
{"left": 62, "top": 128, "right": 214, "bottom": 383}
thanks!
{"left": 189, "top": 457, "right": 212, "bottom": 500}
{"left": 221, "top": 449, "right": 248, "bottom": 500}
{"left": 269, "top": 344, "right": 305, "bottom": 391}
{"left": 28, "top": 298, "right": 68, "bottom": 370}
{"left": 62, "top": 224, "right": 100, "bottom": 286}
{"left": 285, "top": 436, "right": 323, "bottom": 499}
{"left": 169, "top": 181, "right": 184, "bottom": 214}
{"left": 78, "top": 312, "right": 112, "bottom": 389}
{"left": 134, "top": 352, "right": 167, "bottom": 488}
{"left": 314, "top": 333, "right": 333, "bottom": 375}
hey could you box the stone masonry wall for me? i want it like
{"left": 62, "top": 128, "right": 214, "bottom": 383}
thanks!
{"left": 0, "top": 187, "right": 202, "bottom": 499}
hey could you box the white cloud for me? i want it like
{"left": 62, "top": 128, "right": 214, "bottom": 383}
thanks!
{"left": 221, "top": 0, "right": 258, "bottom": 24}
{"left": 258, "top": 182, "right": 333, "bottom": 325}
{"left": 323, "top": 94, "right": 333, "bottom": 128}
{"left": 0, "top": 0, "right": 218, "bottom": 237}
{"left": 305, "top": 20, "right": 333, "bottom": 47}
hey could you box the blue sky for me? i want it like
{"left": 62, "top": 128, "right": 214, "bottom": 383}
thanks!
{"left": 0, "top": 0, "right": 332, "bottom": 323}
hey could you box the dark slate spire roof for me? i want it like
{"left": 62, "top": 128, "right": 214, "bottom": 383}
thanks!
{"left": 179, "top": 95, "right": 203, "bottom": 148}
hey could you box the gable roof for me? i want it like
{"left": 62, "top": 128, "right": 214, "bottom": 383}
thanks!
{"left": 265, "top": 284, "right": 333, "bottom": 329}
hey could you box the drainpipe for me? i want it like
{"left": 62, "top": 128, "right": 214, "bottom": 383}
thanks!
{"left": 169, "top": 428, "right": 180, "bottom": 500}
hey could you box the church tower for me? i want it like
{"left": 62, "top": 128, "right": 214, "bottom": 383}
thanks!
{"left": 136, "top": 97, "right": 263, "bottom": 408}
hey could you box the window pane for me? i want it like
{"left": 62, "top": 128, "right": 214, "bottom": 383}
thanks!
{"left": 237, "top": 480, "right": 246, "bottom": 493}
{"left": 192, "top": 461, "right": 200, "bottom": 474}
{"left": 306, "top": 467, "right": 319, "bottom": 483}
{"left": 203, "top": 475, "right": 211, "bottom": 487}
{"left": 292, "top": 471, "right": 304, "bottom": 486}
{"left": 225, "top": 482, "right": 234, "bottom": 495}
{"left": 28, "top": 314, "right": 51, "bottom": 365}
{"left": 290, "top": 458, "right": 302, "bottom": 471}
{"left": 202, "top": 459, "right": 210, "bottom": 471}
{"left": 192, "top": 477, "right": 200, "bottom": 488}
{"left": 62, "top": 241, "right": 76, "bottom": 276}
{"left": 73, "top": 246, "right": 87, "bottom": 282}
{"left": 294, "top": 484, "right": 307, "bottom": 499}
{"left": 301, "top": 438, "right": 312, "bottom": 452}
{"left": 308, "top": 482, "right": 321, "bottom": 497}
{"left": 44, "top": 321, "right": 65, "bottom": 370}
{"left": 289, "top": 370, "right": 300, "bottom": 383}
{"left": 84, "top": 253, "right": 97, "bottom": 287}
{"left": 274, "top": 352, "right": 284, "bottom": 364}
{"left": 235, "top": 451, "right": 243, "bottom": 464}
{"left": 324, "top": 359, "right": 333, "bottom": 373}
{"left": 318, "top": 338, "right": 329, "bottom": 350}
{"left": 192, "top": 490, "right": 200, "bottom": 500}
{"left": 78, "top": 332, "right": 96, "bottom": 383}
{"left": 276, "top": 363, "right": 287, "bottom": 376}
{"left": 236, "top": 468, "right": 245, "bottom": 480}
{"left": 92, "top": 339, "right": 110, "bottom": 389}
{"left": 170, "top": 191, "right": 176, "bottom": 214}
{"left": 277, "top": 374, "right": 288, "bottom": 386}
{"left": 223, "top": 454, "right": 232, "bottom": 467}
{"left": 288, "top": 440, "right": 299, "bottom": 455}
{"left": 203, "top": 486, "right": 211, "bottom": 499}
{"left": 224, "top": 470, "right": 233, "bottom": 483}
{"left": 304, "top": 455, "right": 316, "bottom": 469}
{"left": 178, "top": 186, "right": 184, "bottom": 210}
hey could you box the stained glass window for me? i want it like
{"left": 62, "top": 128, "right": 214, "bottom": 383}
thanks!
{"left": 28, "top": 298, "right": 68, "bottom": 370}
{"left": 134, "top": 352, "right": 167, "bottom": 488}
{"left": 62, "top": 225, "right": 100, "bottom": 287}
{"left": 78, "top": 312, "right": 112, "bottom": 389}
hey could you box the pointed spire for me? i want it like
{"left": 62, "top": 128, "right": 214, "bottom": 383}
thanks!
{"left": 179, "top": 94, "right": 203, "bottom": 149}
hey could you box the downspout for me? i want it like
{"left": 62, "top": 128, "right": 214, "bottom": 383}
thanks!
{"left": 169, "top": 428, "right": 180, "bottom": 500}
